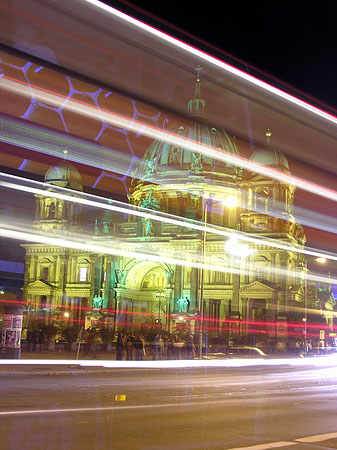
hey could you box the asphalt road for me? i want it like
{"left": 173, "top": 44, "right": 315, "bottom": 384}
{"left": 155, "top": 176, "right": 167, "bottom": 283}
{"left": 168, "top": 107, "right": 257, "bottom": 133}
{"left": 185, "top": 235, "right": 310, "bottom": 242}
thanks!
{"left": 2, "top": 364, "right": 337, "bottom": 450}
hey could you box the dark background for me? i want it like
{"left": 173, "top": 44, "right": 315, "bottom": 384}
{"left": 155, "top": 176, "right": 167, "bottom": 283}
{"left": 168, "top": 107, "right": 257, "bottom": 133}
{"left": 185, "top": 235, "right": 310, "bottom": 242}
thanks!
{"left": 106, "top": 0, "right": 337, "bottom": 113}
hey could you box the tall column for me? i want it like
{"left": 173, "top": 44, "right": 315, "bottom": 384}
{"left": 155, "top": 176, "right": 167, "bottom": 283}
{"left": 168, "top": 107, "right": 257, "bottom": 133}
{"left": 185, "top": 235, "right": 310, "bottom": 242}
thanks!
{"left": 33, "top": 255, "right": 39, "bottom": 280}
{"left": 58, "top": 253, "right": 68, "bottom": 308}
{"left": 103, "top": 256, "right": 112, "bottom": 309}
{"left": 278, "top": 254, "right": 288, "bottom": 314}
{"left": 89, "top": 254, "right": 103, "bottom": 305}
{"left": 231, "top": 269, "right": 240, "bottom": 316}
{"left": 104, "top": 256, "right": 117, "bottom": 311}
{"left": 23, "top": 255, "right": 31, "bottom": 297}
{"left": 173, "top": 264, "right": 182, "bottom": 309}
{"left": 190, "top": 267, "right": 199, "bottom": 311}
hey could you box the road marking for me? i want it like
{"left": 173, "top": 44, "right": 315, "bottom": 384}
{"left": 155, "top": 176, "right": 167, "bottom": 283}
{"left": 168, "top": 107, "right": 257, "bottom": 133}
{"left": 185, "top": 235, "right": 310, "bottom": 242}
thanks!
{"left": 227, "top": 442, "right": 296, "bottom": 450}
{"left": 0, "top": 399, "right": 232, "bottom": 416}
{"left": 295, "top": 431, "right": 337, "bottom": 443}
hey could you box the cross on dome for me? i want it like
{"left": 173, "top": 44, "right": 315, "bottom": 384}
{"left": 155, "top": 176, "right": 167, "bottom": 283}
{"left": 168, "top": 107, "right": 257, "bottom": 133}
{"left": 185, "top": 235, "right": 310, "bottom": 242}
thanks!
{"left": 195, "top": 65, "right": 203, "bottom": 82}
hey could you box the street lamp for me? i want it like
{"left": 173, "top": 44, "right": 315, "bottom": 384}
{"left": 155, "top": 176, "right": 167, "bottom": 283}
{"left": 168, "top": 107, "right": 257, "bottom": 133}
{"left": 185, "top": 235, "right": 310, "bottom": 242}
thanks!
{"left": 199, "top": 195, "right": 239, "bottom": 359}
{"left": 225, "top": 235, "right": 257, "bottom": 343}
{"left": 303, "top": 256, "right": 330, "bottom": 355}
{"left": 155, "top": 291, "right": 165, "bottom": 325}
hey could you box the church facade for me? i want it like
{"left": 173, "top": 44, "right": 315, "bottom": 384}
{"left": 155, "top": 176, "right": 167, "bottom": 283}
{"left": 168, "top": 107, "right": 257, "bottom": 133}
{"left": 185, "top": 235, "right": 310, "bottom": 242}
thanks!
{"left": 22, "top": 78, "right": 334, "bottom": 346}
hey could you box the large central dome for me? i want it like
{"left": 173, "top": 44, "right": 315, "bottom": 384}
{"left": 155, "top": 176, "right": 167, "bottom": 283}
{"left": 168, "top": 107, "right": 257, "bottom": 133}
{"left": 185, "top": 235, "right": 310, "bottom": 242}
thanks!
{"left": 134, "top": 79, "right": 241, "bottom": 185}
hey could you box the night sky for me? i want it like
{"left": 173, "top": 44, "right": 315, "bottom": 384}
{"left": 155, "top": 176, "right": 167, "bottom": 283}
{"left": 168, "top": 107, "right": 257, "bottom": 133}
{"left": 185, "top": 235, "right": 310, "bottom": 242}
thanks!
{"left": 103, "top": 0, "right": 337, "bottom": 255}
{"left": 107, "top": 0, "right": 337, "bottom": 113}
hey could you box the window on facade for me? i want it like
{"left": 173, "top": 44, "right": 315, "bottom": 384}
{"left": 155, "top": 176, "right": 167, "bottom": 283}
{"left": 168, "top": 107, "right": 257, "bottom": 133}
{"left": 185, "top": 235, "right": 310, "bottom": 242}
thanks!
{"left": 40, "top": 295, "right": 47, "bottom": 310}
{"left": 48, "top": 202, "right": 56, "bottom": 219}
{"left": 256, "top": 190, "right": 269, "bottom": 212}
{"left": 42, "top": 267, "right": 49, "bottom": 281}
{"left": 79, "top": 267, "right": 88, "bottom": 282}
{"left": 187, "top": 270, "right": 191, "bottom": 283}
{"left": 253, "top": 256, "right": 269, "bottom": 282}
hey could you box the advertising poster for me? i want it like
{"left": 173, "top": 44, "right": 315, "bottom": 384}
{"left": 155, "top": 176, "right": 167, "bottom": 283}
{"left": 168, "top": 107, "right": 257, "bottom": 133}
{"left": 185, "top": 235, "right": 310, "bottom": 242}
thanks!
{"left": 1, "top": 314, "right": 23, "bottom": 349}
{"left": 5, "top": 330, "right": 17, "bottom": 348}
{"left": 1, "top": 330, "right": 6, "bottom": 347}
{"left": 2, "top": 314, "right": 13, "bottom": 329}
{"left": 12, "top": 315, "right": 23, "bottom": 330}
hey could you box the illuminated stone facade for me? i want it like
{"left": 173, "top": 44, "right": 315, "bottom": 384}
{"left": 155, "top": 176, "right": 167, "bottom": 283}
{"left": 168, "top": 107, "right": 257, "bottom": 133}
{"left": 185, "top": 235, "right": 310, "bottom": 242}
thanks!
{"left": 21, "top": 78, "right": 335, "bottom": 345}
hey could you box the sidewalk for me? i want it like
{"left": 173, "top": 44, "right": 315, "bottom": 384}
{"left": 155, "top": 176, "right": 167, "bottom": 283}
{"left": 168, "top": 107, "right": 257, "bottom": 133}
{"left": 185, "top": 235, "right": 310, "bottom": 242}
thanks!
{"left": 1, "top": 349, "right": 334, "bottom": 377}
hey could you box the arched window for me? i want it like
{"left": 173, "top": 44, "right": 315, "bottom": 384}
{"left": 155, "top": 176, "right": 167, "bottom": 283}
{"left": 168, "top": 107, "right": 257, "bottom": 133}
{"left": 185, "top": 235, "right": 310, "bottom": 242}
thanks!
{"left": 169, "top": 146, "right": 182, "bottom": 164}
{"left": 48, "top": 202, "right": 56, "bottom": 219}
{"left": 252, "top": 256, "right": 269, "bottom": 282}
{"left": 78, "top": 259, "right": 90, "bottom": 282}
{"left": 40, "top": 258, "right": 52, "bottom": 281}
{"left": 256, "top": 189, "right": 269, "bottom": 212}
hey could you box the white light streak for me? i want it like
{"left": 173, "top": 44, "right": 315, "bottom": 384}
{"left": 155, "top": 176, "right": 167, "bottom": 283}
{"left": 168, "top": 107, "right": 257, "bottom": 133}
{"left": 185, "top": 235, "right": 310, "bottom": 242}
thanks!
{"left": 225, "top": 236, "right": 257, "bottom": 258}
{"left": 2, "top": 76, "right": 337, "bottom": 204}
{"left": 0, "top": 354, "right": 336, "bottom": 370}
{"left": 2, "top": 172, "right": 337, "bottom": 266}
{"left": 83, "top": 0, "right": 337, "bottom": 128}
{"left": 1, "top": 225, "right": 337, "bottom": 286}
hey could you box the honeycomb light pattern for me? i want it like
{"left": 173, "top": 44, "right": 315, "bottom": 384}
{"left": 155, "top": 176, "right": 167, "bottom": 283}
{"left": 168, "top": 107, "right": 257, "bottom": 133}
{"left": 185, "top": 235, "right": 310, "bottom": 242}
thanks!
{"left": 0, "top": 50, "right": 167, "bottom": 197}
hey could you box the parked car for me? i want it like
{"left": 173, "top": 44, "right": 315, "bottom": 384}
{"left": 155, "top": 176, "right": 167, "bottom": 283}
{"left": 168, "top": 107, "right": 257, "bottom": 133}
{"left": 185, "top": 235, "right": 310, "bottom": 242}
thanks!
{"left": 202, "top": 346, "right": 268, "bottom": 359}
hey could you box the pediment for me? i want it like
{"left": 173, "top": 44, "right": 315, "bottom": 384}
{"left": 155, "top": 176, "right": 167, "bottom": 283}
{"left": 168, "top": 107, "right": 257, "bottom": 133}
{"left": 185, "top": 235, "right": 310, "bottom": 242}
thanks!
{"left": 240, "top": 280, "right": 278, "bottom": 294}
{"left": 27, "top": 280, "right": 55, "bottom": 291}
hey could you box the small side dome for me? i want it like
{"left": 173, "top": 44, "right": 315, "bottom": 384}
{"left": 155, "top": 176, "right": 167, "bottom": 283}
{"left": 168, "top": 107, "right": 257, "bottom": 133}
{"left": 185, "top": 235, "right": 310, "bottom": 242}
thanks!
{"left": 45, "top": 162, "right": 83, "bottom": 191}
{"left": 250, "top": 147, "right": 290, "bottom": 173}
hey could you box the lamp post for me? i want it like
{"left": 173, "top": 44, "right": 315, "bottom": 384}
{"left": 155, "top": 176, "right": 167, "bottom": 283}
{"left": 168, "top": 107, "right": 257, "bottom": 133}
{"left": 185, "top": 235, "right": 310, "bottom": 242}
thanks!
{"left": 155, "top": 290, "right": 165, "bottom": 326}
{"left": 304, "top": 256, "right": 333, "bottom": 355}
{"left": 303, "top": 259, "right": 308, "bottom": 355}
{"left": 225, "top": 235, "right": 256, "bottom": 343}
{"left": 199, "top": 195, "right": 239, "bottom": 359}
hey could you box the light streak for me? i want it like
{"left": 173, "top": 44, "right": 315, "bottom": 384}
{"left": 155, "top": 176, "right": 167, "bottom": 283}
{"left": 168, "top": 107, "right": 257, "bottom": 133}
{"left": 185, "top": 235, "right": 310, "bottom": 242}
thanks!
{"left": 0, "top": 355, "right": 337, "bottom": 369}
{"left": 0, "top": 227, "right": 245, "bottom": 276}
{"left": 2, "top": 224, "right": 337, "bottom": 286}
{"left": 2, "top": 172, "right": 337, "bottom": 267}
{"left": 2, "top": 75, "right": 337, "bottom": 203}
{"left": 84, "top": 0, "right": 337, "bottom": 128}
{"left": 2, "top": 116, "right": 337, "bottom": 239}
{"left": 3, "top": 298, "right": 336, "bottom": 332}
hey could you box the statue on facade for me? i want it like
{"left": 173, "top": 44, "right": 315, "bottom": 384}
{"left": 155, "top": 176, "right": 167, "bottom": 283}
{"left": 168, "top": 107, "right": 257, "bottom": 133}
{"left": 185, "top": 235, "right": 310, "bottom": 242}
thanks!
{"left": 144, "top": 155, "right": 158, "bottom": 179}
{"left": 93, "top": 294, "right": 103, "bottom": 309}
{"left": 176, "top": 297, "right": 189, "bottom": 312}
{"left": 190, "top": 153, "right": 203, "bottom": 174}
{"left": 142, "top": 217, "right": 153, "bottom": 237}
{"left": 140, "top": 187, "right": 159, "bottom": 210}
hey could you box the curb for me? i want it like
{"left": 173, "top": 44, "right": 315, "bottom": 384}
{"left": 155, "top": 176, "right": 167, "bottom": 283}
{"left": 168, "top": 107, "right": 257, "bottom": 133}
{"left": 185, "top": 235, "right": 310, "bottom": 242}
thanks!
{"left": 0, "top": 367, "right": 170, "bottom": 377}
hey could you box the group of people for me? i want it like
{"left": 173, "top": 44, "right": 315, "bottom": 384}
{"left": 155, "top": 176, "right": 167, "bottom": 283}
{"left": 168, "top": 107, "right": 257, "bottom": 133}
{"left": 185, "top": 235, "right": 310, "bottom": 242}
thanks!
{"left": 26, "top": 328, "right": 45, "bottom": 352}
{"left": 83, "top": 327, "right": 100, "bottom": 358}
{"left": 115, "top": 332, "right": 196, "bottom": 361}
{"left": 116, "top": 333, "right": 147, "bottom": 360}
{"left": 294, "top": 339, "right": 336, "bottom": 356}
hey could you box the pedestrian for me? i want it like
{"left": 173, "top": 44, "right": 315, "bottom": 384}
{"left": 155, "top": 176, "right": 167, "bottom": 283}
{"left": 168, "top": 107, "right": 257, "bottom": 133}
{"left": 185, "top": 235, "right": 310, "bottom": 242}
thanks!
{"left": 159, "top": 334, "right": 164, "bottom": 360}
{"left": 32, "top": 329, "right": 39, "bottom": 352}
{"left": 38, "top": 328, "right": 45, "bottom": 352}
{"left": 126, "top": 333, "right": 135, "bottom": 360}
{"left": 27, "top": 329, "right": 34, "bottom": 352}
{"left": 152, "top": 334, "right": 160, "bottom": 360}
{"left": 83, "top": 328, "right": 91, "bottom": 357}
{"left": 134, "top": 334, "right": 146, "bottom": 360}
{"left": 186, "top": 334, "right": 196, "bottom": 359}
{"left": 173, "top": 335, "right": 182, "bottom": 360}
{"left": 90, "top": 328, "right": 99, "bottom": 359}
{"left": 116, "top": 332, "right": 124, "bottom": 360}
{"left": 167, "top": 337, "right": 174, "bottom": 360}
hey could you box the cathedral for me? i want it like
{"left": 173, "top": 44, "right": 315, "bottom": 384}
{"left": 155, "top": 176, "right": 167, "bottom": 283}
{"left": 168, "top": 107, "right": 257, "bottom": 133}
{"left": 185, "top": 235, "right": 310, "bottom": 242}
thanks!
{"left": 21, "top": 76, "right": 334, "bottom": 346}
